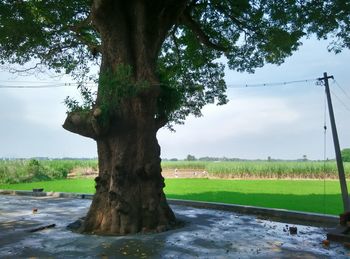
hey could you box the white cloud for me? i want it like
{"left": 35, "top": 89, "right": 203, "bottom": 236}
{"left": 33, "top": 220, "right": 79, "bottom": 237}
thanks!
{"left": 1, "top": 37, "right": 349, "bottom": 159}
{"left": 0, "top": 79, "right": 96, "bottom": 158}
{"left": 158, "top": 96, "right": 301, "bottom": 158}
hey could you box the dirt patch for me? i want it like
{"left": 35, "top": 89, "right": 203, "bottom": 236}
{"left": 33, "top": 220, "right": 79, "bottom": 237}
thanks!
{"left": 68, "top": 167, "right": 98, "bottom": 179}
{"left": 68, "top": 168, "right": 208, "bottom": 179}
{"left": 67, "top": 167, "right": 336, "bottom": 180}
{"left": 161, "top": 169, "right": 208, "bottom": 178}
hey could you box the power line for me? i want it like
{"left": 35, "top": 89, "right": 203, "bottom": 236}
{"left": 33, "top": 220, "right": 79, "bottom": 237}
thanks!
{"left": 0, "top": 77, "right": 343, "bottom": 91}
{"left": 0, "top": 84, "right": 65, "bottom": 88}
{"left": 0, "top": 77, "right": 319, "bottom": 89}
{"left": 330, "top": 89, "right": 350, "bottom": 112}
{"left": 0, "top": 82, "right": 96, "bottom": 88}
{"left": 226, "top": 78, "right": 318, "bottom": 88}
{"left": 0, "top": 80, "right": 69, "bottom": 83}
{"left": 332, "top": 79, "right": 350, "bottom": 102}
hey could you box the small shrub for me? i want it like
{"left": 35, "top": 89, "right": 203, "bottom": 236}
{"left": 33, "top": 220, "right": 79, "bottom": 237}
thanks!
{"left": 25, "top": 159, "right": 50, "bottom": 182}
{"left": 342, "top": 148, "right": 350, "bottom": 162}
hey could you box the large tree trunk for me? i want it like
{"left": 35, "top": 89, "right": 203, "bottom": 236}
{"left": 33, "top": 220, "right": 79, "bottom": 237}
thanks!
{"left": 69, "top": 90, "right": 177, "bottom": 235}
{"left": 63, "top": 0, "right": 189, "bottom": 235}
{"left": 83, "top": 112, "right": 175, "bottom": 234}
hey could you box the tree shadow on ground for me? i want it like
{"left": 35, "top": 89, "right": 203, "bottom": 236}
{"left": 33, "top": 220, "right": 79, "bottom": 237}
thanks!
{"left": 166, "top": 191, "right": 343, "bottom": 215}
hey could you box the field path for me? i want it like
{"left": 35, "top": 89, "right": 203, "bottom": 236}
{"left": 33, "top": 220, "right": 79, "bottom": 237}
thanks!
{"left": 67, "top": 168, "right": 208, "bottom": 179}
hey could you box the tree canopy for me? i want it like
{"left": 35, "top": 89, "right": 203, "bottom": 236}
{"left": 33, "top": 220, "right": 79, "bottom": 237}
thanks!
{"left": 2, "top": 0, "right": 350, "bottom": 236}
{"left": 1, "top": 0, "right": 349, "bottom": 127}
{"left": 342, "top": 148, "right": 350, "bottom": 162}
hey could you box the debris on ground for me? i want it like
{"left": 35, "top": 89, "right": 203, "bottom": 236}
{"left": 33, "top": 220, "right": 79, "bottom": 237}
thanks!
{"left": 289, "top": 226, "right": 298, "bottom": 235}
{"left": 29, "top": 224, "right": 56, "bottom": 233}
{"left": 67, "top": 217, "right": 85, "bottom": 231}
{"left": 343, "top": 242, "right": 350, "bottom": 249}
{"left": 322, "top": 240, "right": 330, "bottom": 247}
{"left": 32, "top": 188, "right": 44, "bottom": 192}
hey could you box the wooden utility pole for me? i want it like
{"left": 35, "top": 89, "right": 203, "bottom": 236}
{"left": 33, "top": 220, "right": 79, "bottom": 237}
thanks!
{"left": 319, "top": 72, "right": 350, "bottom": 212}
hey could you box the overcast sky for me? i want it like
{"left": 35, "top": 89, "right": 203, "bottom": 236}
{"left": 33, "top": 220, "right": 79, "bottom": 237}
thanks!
{"left": 0, "top": 37, "right": 349, "bottom": 160}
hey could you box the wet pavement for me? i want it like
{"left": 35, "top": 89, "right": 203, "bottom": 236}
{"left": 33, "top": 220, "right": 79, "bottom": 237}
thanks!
{"left": 0, "top": 194, "right": 349, "bottom": 258}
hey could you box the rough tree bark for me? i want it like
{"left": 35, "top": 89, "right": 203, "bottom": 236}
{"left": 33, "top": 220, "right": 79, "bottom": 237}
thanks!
{"left": 63, "top": 0, "right": 189, "bottom": 235}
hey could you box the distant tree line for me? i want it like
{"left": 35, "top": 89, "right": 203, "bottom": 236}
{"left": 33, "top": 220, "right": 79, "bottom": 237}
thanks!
{"left": 342, "top": 149, "right": 350, "bottom": 162}
{"left": 2, "top": 149, "right": 349, "bottom": 162}
{"left": 162, "top": 149, "right": 350, "bottom": 162}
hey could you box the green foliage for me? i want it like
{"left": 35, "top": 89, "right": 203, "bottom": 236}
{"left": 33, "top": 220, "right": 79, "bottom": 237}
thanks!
{"left": 0, "top": 0, "right": 95, "bottom": 75}
{"left": 162, "top": 160, "right": 350, "bottom": 179}
{"left": 98, "top": 65, "right": 147, "bottom": 111}
{"left": 1, "top": 1, "right": 350, "bottom": 126}
{"left": 64, "top": 97, "right": 86, "bottom": 113}
{"left": 0, "top": 159, "right": 97, "bottom": 184}
{"left": 156, "top": 0, "right": 350, "bottom": 124}
{"left": 0, "top": 178, "right": 346, "bottom": 215}
{"left": 64, "top": 65, "right": 148, "bottom": 116}
{"left": 2, "top": 159, "right": 349, "bottom": 184}
{"left": 303, "top": 1, "right": 350, "bottom": 53}
{"left": 342, "top": 148, "right": 350, "bottom": 162}
{"left": 158, "top": 32, "right": 228, "bottom": 125}
{"left": 185, "top": 154, "right": 197, "bottom": 161}
{"left": 26, "top": 159, "right": 50, "bottom": 182}
{"left": 64, "top": 82, "right": 96, "bottom": 113}
{"left": 162, "top": 160, "right": 207, "bottom": 170}
{"left": 76, "top": 64, "right": 150, "bottom": 126}
{"left": 0, "top": 160, "right": 27, "bottom": 184}
{"left": 155, "top": 83, "right": 184, "bottom": 127}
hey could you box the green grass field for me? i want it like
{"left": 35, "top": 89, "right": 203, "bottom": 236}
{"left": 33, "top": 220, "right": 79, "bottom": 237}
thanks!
{"left": 1, "top": 159, "right": 350, "bottom": 184}
{"left": 0, "top": 178, "right": 345, "bottom": 215}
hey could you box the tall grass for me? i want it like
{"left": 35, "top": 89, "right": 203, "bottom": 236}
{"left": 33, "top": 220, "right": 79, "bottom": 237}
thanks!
{"left": 206, "top": 161, "right": 350, "bottom": 179}
{"left": 161, "top": 161, "right": 210, "bottom": 170}
{"left": 1, "top": 159, "right": 349, "bottom": 184}
{"left": 0, "top": 159, "right": 97, "bottom": 184}
{"left": 162, "top": 160, "right": 350, "bottom": 179}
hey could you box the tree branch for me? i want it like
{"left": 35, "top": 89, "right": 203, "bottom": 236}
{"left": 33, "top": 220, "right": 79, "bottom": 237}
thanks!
{"left": 62, "top": 109, "right": 104, "bottom": 139}
{"left": 179, "top": 10, "right": 228, "bottom": 52}
{"left": 155, "top": 116, "right": 169, "bottom": 129}
{"left": 71, "top": 32, "right": 102, "bottom": 55}
{"left": 211, "top": 2, "right": 255, "bottom": 39}
{"left": 68, "top": 15, "right": 102, "bottom": 55}
{"left": 155, "top": 0, "right": 190, "bottom": 55}
{"left": 171, "top": 27, "right": 182, "bottom": 62}
{"left": 7, "top": 61, "right": 45, "bottom": 75}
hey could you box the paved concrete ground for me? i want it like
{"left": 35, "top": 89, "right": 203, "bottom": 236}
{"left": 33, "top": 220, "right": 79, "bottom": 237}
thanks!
{"left": 0, "top": 195, "right": 349, "bottom": 258}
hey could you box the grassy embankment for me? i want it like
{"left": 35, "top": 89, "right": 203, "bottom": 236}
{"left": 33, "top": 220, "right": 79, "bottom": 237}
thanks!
{"left": 1, "top": 159, "right": 349, "bottom": 184}
{"left": 162, "top": 160, "right": 350, "bottom": 179}
{"left": 0, "top": 178, "right": 345, "bottom": 215}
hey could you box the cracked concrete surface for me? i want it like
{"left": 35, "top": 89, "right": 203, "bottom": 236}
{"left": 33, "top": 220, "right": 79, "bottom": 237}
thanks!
{"left": 0, "top": 195, "right": 349, "bottom": 258}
